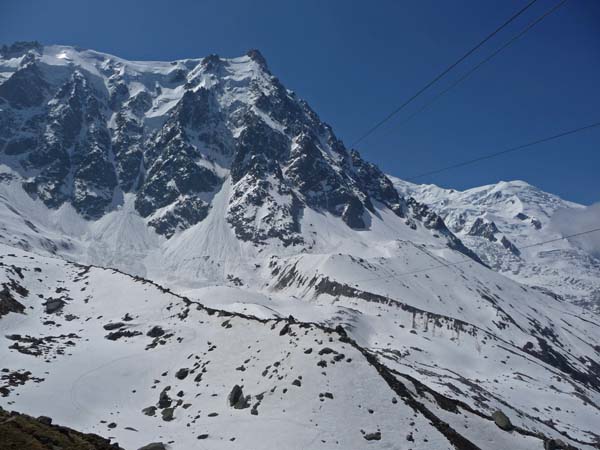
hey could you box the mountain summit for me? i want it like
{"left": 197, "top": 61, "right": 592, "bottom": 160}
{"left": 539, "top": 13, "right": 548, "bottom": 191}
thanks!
{"left": 1, "top": 43, "right": 405, "bottom": 240}
{"left": 0, "top": 42, "right": 478, "bottom": 264}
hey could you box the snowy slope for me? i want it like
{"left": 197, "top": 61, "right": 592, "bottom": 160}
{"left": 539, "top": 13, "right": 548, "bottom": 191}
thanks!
{"left": 2, "top": 180, "right": 600, "bottom": 448}
{"left": 1, "top": 42, "right": 599, "bottom": 450}
{"left": 1, "top": 245, "right": 562, "bottom": 450}
{"left": 391, "top": 177, "right": 600, "bottom": 311}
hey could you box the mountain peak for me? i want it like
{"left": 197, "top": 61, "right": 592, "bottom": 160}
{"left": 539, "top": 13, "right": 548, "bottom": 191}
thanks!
{"left": 492, "top": 179, "right": 536, "bottom": 192}
{"left": 0, "top": 44, "right": 416, "bottom": 243}
{"left": 246, "top": 48, "right": 268, "bottom": 68}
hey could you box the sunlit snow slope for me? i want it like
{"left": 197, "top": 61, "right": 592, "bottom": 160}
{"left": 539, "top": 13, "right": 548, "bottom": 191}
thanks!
{"left": 1, "top": 42, "right": 599, "bottom": 450}
{"left": 392, "top": 177, "right": 600, "bottom": 311}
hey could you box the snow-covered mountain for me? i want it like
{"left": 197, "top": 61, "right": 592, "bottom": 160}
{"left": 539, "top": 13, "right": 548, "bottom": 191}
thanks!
{"left": 1, "top": 42, "right": 599, "bottom": 450}
{"left": 0, "top": 41, "right": 478, "bottom": 276}
{"left": 392, "top": 178, "right": 600, "bottom": 312}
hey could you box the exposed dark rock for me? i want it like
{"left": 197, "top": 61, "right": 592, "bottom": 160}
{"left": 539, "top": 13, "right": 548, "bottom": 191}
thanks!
{"left": 5, "top": 333, "right": 79, "bottom": 357}
{"left": 161, "top": 407, "right": 174, "bottom": 422}
{"left": 492, "top": 409, "right": 512, "bottom": 431}
{"left": 246, "top": 49, "right": 268, "bottom": 67}
{"left": 4, "top": 136, "right": 37, "bottom": 155}
{"left": 36, "top": 416, "right": 52, "bottom": 425}
{"left": 158, "top": 386, "right": 172, "bottom": 409}
{"left": 138, "top": 443, "right": 167, "bottom": 450}
{"left": 501, "top": 235, "right": 521, "bottom": 256}
{"left": 0, "top": 407, "right": 124, "bottom": 450}
{"left": 318, "top": 347, "right": 335, "bottom": 355}
{"left": 0, "top": 62, "right": 48, "bottom": 108}
{"left": 407, "top": 198, "right": 485, "bottom": 265}
{"left": 20, "top": 70, "right": 118, "bottom": 219}
{"left": 228, "top": 384, "right": 250, "bottom": 409}
{"left": 522, "top": 336, "right": 600, "bottom": 391}
{"left": 0, "top": 285, "right": 25, "bottom": 317}
{"left": 105, "top": 329, "right": 142, "bottom": 341}
{"left": 0, "top": 41, "right": 43, "bottom": 59}
{"left": 341, "top": 196, "right": 366, "bottom": 229}
{"left": 43, "top": 298, "right": 65, "bottom": 314}
{"left": 141, "top": 406, "right": 156, "bottom": 416}
{"left": 175, "top": 368, "right": 189, "bottom": 380}
{"left": 468, "top": 218, "right": 499, "bottom": 242}
{"left": 147, "top": 196, "right": 211, "bottom": 238}
{"left": 349, "top": 150, "right": 406, "bottom": 217}
{"left": 544, "top": 438, "right": 572, "bottom": 450}
{"left": 363, "top": 431, "right": 381, "bottom": 441}
{"left": 279, "top": 323, "right": 291, "bottom": 336}
{"left": 147, "top": 326, "right": 165, "bottom": 337}
{"left": 102, "top": 322, "right": 126, "bottom": 331}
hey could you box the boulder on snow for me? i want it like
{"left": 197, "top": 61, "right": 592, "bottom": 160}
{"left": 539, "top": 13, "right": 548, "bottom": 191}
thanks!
{"left": 228, "top": 384, "right": 250, "bottom": 409}
{"left": 492, "top": 409, "right": 513, "bottom": 431}
{"left": 103, "top": 322, "right": 126, "bottom": 331}
{"left": 105, "top": 329, "right": 142, "bottom": 340}
{"left": 175, "top": 368, "right": 189, "bottom": 380}
{"left": 158, "top": 386, "right": 172, "bottom": 408}
{"left": 141, "top": 406, "right": 156, "bottom": 416}
{"left": 44, "top": 298, "right": 65, "bottom": 314}
{"left": 544, "top": 438, "right": 569, "bottom": 450}
{"left": 161, "top": 407, "right": 174, "bottom": 422}
{"left": 138, "top": 443, "right": 167, "bottom": 450}
{"left": 363, "top": 431, "right": 381, "bottom": 441}
{"left": 147, "top": 325, "right": 165, "bottom": 337}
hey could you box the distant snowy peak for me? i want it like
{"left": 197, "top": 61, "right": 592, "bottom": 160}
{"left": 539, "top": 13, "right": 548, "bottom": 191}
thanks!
{"left": 0, "top": 41, "right": 473, "bottom": 260}
{"left": 391, "top": 176, "right": 600, "bottom": 310}
{"left": 392, "top": 178, "right": 588, "bottom": 248}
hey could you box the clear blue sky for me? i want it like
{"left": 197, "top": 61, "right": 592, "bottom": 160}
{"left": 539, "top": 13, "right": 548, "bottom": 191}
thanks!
{"left": 1, "top": 0, "right": 598, "bottom": 204}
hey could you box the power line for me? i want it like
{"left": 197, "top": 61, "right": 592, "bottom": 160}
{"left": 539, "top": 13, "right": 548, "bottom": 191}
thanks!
{"left": 520, "top": 227, "right": 600, "bottom": 249}
{"left": 350, "top": 0, "right": 540, "bottom": 147}
{"left": 348, "top": 227, "right": 600, "bottom": 284}
{"left": 382, "top": 0, "right": 568, "bottom": 141}
{"left": 405, "top": 121, "right": 600, "bottom": 181}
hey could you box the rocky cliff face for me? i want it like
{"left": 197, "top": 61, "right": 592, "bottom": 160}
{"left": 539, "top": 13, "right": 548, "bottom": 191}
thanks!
{"left": 0, "top": 407, "right": 123, "bottom": 450}
{"left": 0, "top": 42, "right": 474, "bottom": 255}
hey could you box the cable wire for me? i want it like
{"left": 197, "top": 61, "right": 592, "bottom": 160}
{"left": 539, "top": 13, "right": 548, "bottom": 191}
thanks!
{"left": 351, "top": 0, "right": 540, "bottom": 147}
{"left": 382, "top": 0, "right": 568, "bottom": 142}
{"left": 405, "top": 120, "right": 600, "bottom": 181}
